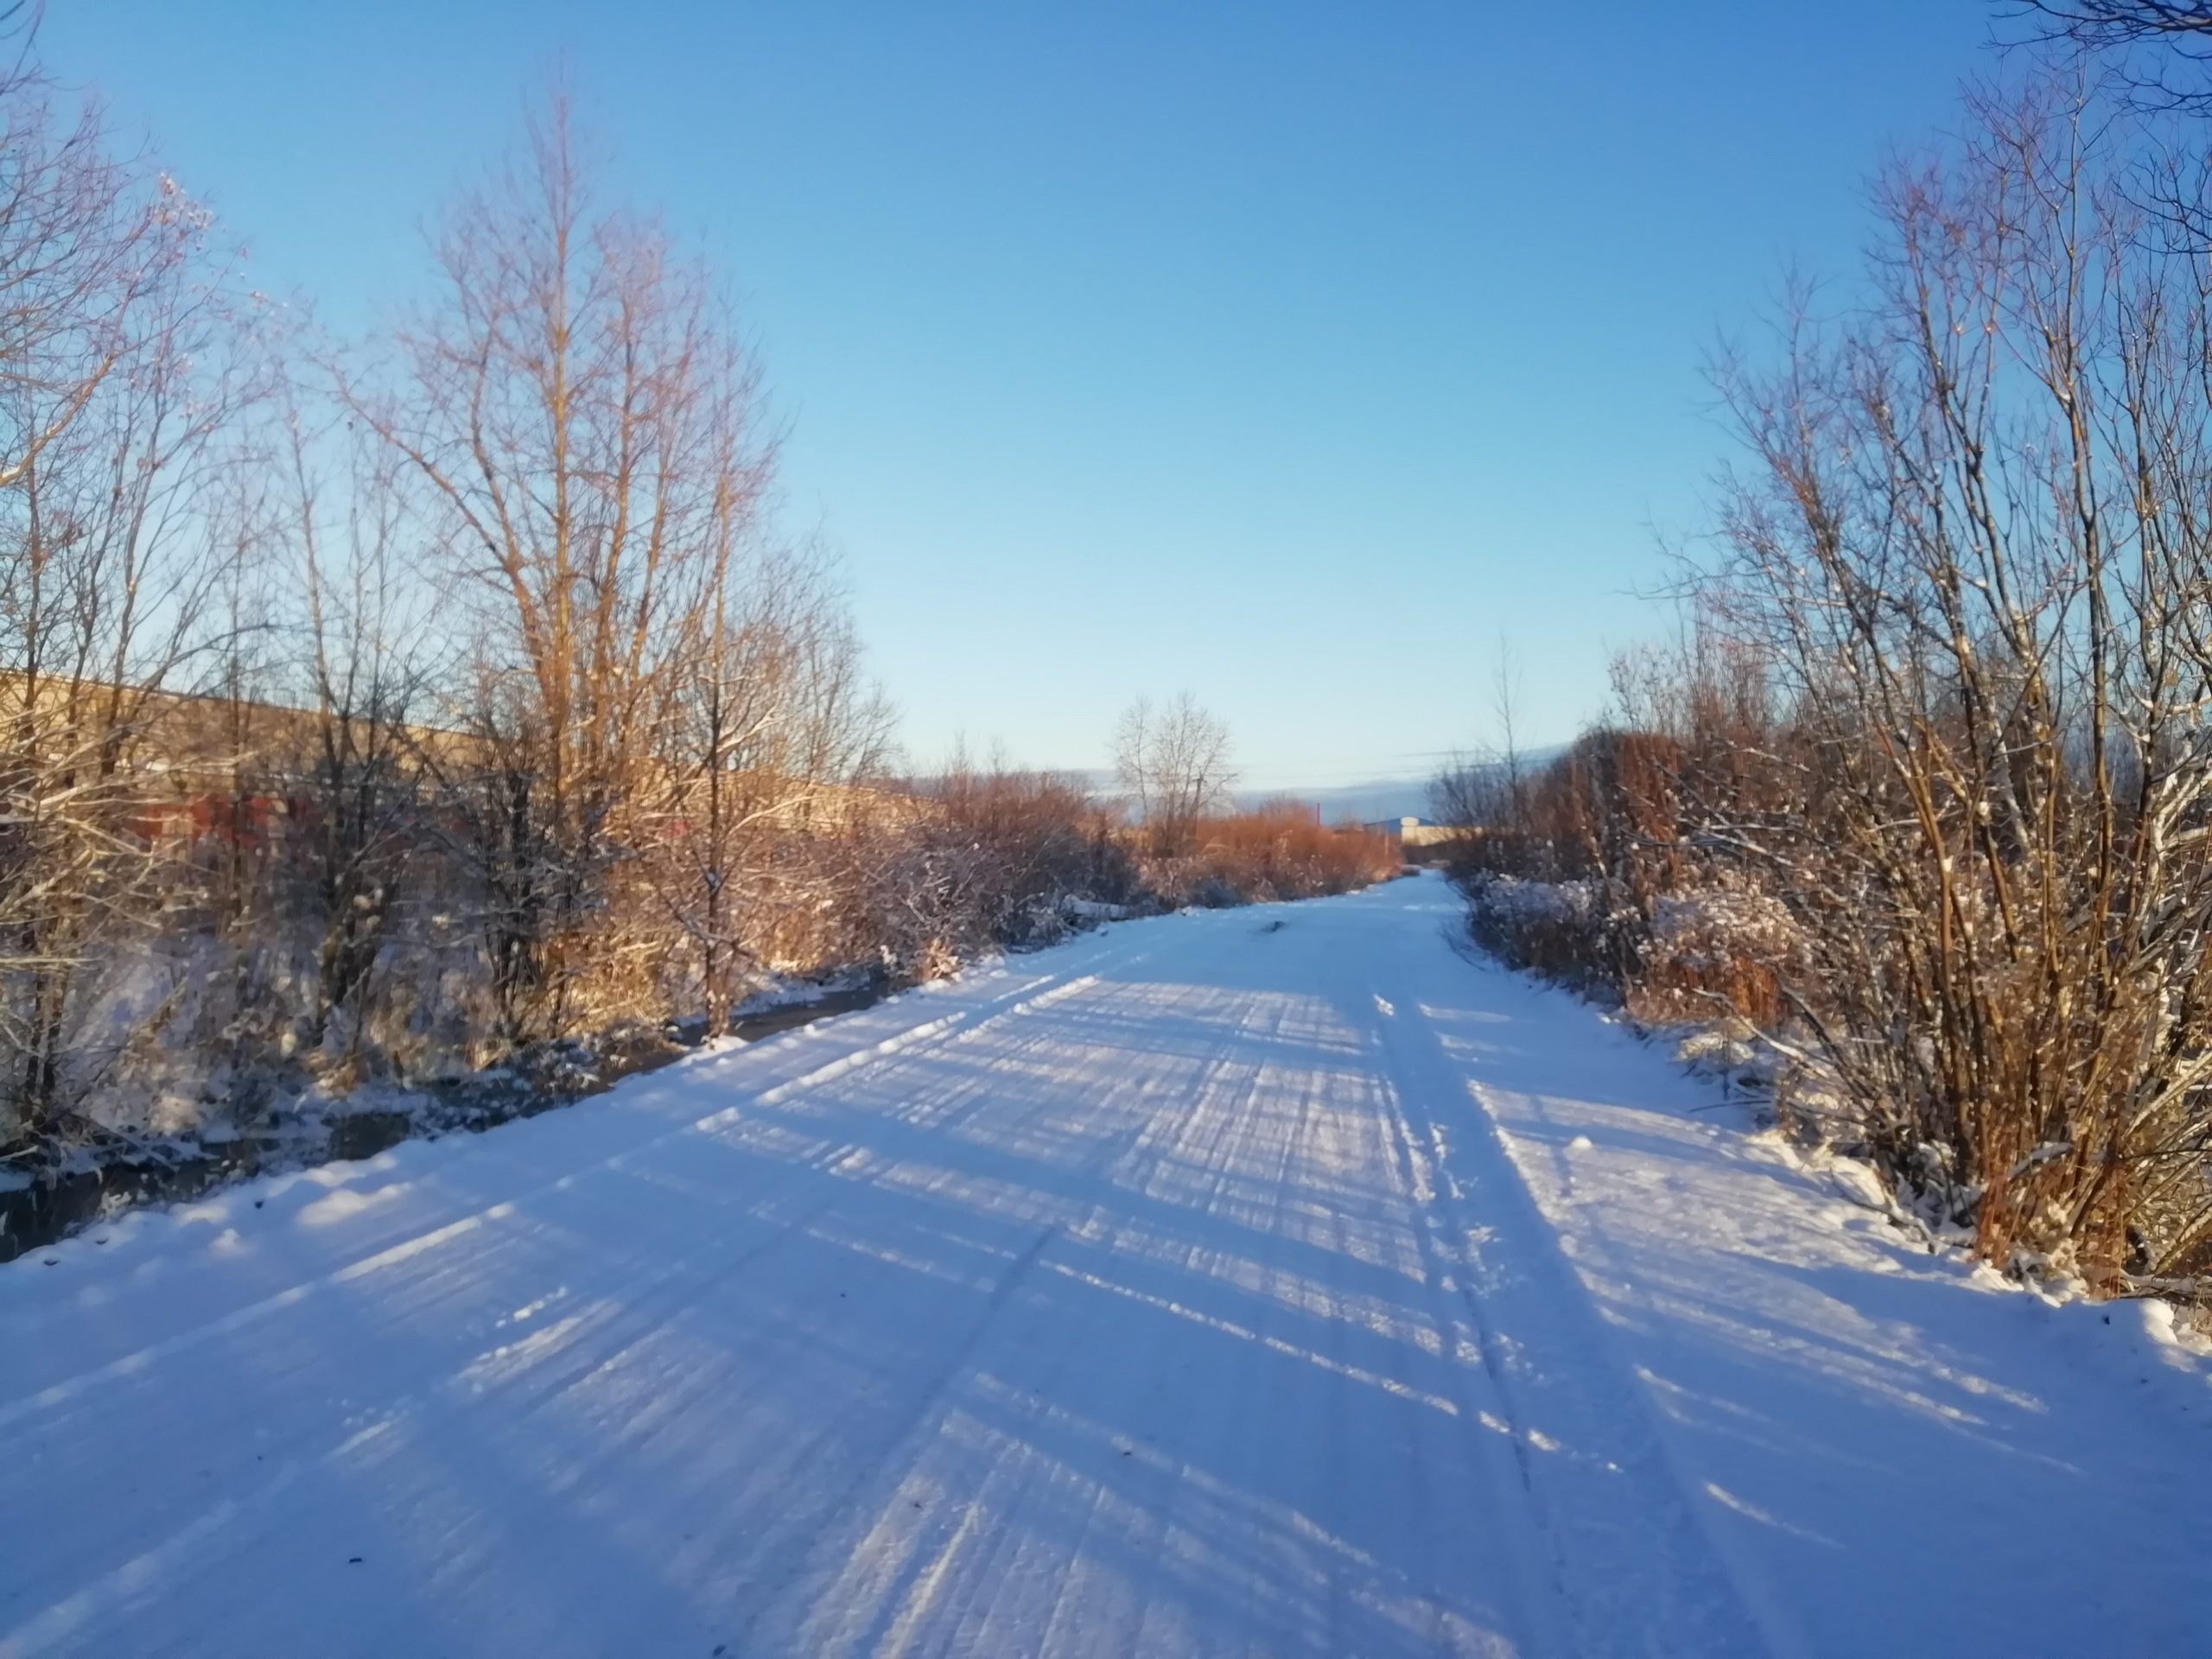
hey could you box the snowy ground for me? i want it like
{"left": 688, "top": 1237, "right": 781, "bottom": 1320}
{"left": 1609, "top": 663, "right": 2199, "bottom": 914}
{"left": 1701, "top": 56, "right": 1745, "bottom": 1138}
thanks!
{"left": 4, "top": 873, "right": 2209, "bottom": 1657}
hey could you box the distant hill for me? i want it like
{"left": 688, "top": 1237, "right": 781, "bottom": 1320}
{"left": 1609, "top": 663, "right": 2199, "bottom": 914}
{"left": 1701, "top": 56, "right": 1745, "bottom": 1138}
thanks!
{"left": 1239, "top": 748, "right": 1570, "bottom": 825}
{"left": 958, "top": 749, "right": 1564, "bottom": 827}
{"left": 1237, "top": 779, "right": 1436, "bottom": 823}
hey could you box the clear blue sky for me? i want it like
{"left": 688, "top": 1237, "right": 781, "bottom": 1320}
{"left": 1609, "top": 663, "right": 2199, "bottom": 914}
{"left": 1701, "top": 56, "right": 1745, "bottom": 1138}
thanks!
{"left": 48, "top": 1, "right": 1995, "bottom": 790}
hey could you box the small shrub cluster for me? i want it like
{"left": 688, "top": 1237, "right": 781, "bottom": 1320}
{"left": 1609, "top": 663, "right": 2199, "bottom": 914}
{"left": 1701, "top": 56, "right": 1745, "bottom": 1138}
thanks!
{"left": 1149, "top": 804, "right": 1400, "bottom": 909}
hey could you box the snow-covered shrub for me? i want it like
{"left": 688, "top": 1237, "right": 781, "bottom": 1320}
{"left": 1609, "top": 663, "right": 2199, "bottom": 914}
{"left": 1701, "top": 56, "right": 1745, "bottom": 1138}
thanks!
{"left": 1462, "top": 874, "right": 1637, "bottom": 994}
{"left": 1639, "top": 882, "right": 1805, "bottom": 1027}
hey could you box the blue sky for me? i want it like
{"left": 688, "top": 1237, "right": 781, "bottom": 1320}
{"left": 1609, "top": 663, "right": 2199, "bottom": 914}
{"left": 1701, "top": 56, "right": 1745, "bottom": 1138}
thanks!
{"left": 49, "top": 2, "right": 1993, "bottom": 790}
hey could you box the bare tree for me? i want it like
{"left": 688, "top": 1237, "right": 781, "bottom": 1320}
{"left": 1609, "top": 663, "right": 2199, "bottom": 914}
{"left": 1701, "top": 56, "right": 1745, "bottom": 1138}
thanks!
{"left": 2007, "top": 2, "right": 2212, "bottom": 109}
{"left": 1703, "top": 74, "right": 2212, "bottom": 1285}
{"left": 1428, "top": 753, "right": 1503, "bottom": 831}
{"left": 645, "top": 543, "right": 889, "bottom": 1034}
{"left": 1428, "top": 643, "right": 1533, "bottom": 842}
{"left": 1112, "top": 692, "right": 1236, "bottom": 859}
{"left": 276, "top": 399, "right": 433, "bottom": 1068}
{"left": 0, "top": 46, "right": 264, "bottom": 1136}
{"left": 1493, "top": 635, "right": 1528, "bottom": 831}
{"left": 2013, "top": 1, "right": 2212, "bottom": 43}
{"left": 339, "top": 88, "right": 778, "bottom": 1046}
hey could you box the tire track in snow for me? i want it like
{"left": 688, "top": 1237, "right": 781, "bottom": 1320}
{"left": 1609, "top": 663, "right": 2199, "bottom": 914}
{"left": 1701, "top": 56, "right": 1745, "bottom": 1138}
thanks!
{"left": 4, "top": 953, "right": 1183, "bottom": 1656}
{"left": 0, "top": 929, "right": 1167, "bottom": 1433}
{"left": 1365, "top": 1005, "right": 1573, "bottom": 1654}
{"left": 1371, "top": 957, "right": 1802, "bottom": 1658}
{"left": 705, "top": 976, "right": 1255, "bottom": 1656}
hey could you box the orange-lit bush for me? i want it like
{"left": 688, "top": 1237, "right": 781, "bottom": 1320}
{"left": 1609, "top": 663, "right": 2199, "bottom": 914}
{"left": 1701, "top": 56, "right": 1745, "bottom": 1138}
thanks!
{"left": 1146, "top": 804, "right": 1399, "bottom": 907}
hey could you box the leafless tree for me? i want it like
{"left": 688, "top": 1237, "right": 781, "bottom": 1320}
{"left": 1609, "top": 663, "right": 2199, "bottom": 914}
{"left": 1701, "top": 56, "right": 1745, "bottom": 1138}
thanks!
{"left": 1429, "top": 753, "right": 1503, "bottom": 831}
{"left": 2006, "top": 3, "right": 2212, "bottom": 109}
{"left": 1112, "top": 691, "right": 1236, "bottom": 858}
{"left": 274, "top": 399, "right": 435, "bottom": 1068}
{"left": 339, "top": 87, "right": 779, "bottom": 1046}
{"left": 0, "top": 43, "right": 264, "bottom": 1136}
{"left": 2012, "top": 2, "right": 2212, "bottom": 44}
{"left": 1430, "top": 643, "right": 1535, "bottom": 840}
{"left": 645, "top": 543, "right": 889, "bottom": 1034}
{"left": 1704, "top": 73, "right": 2212, "bottom": 1285}
{"left": 1493, "top": 635, "right": 1528, "bottom": 831}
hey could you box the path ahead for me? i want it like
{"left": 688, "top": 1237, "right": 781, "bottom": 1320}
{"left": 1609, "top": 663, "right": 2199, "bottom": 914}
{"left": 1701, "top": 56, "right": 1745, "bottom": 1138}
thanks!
{"left": 7, "top": 874, "right": 2211, "bottom": 1657}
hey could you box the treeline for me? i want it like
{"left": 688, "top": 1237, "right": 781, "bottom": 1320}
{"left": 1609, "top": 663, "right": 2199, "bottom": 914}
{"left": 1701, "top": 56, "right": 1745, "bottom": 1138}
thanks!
{"left": 0, "top": 60, "right": 1394, "bottom": 1152}
{"left": 896, "top": 760, "right": 1395, "bottom": 979}
{"left": 1440, "top": 63, "right": 2212, "bottom": 1296}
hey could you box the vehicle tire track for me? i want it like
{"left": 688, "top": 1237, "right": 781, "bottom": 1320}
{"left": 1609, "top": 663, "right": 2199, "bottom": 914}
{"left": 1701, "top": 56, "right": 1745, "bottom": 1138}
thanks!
{"left": 1373, "top": 963, "right": 1802, "bottom": 1657}
{"left": 0, "top": 931, "right": 1166, "bottom": 1432}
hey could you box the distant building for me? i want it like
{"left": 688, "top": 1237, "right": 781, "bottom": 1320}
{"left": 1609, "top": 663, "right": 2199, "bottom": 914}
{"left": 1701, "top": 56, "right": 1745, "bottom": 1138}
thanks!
{"left": 1363, "top": 815, "right": 1464, "bottom": 851}
{"left": 1363, "top": 815, "right": 1431, "bottom": 837}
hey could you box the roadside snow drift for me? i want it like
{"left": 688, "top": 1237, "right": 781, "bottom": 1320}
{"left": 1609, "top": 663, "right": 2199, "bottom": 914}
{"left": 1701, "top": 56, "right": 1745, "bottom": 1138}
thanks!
{"left": 4, "top": 873, "right": 2209, "bottom": 1656}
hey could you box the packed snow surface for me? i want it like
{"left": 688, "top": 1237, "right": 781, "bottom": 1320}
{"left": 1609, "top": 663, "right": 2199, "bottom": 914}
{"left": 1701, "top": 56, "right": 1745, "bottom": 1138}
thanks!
{"left": 5, "top": 873, "right": 2209, "bottom": 1656}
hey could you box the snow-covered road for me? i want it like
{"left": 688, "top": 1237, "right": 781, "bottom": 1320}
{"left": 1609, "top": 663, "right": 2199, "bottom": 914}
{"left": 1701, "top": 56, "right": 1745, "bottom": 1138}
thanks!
{"left": 7, "top": 874, "right": 2211, "bottom": 1657}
